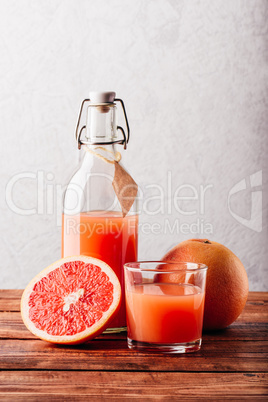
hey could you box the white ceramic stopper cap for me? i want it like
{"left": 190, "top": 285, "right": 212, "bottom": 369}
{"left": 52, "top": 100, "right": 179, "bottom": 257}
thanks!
{"left": 89, "top": 91, "right": 116, "bottom": 104}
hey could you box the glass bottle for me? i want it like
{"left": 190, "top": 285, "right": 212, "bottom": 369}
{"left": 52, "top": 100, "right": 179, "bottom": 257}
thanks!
{"left": 62, "top": 92, "right": 138, "bottom": 332}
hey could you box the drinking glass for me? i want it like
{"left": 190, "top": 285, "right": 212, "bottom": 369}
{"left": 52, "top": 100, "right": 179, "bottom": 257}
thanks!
{"left": 124, "top": 261, "right": 208, "bottom": 353}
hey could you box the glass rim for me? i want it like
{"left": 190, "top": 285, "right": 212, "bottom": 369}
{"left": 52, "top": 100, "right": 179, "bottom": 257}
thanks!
{"left": 124, "top": 261, "right": 208, "bottom": 273}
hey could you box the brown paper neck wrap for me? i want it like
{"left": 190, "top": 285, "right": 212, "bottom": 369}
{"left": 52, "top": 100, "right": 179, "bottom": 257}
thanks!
{"left": 84, "top": 146, "right": 138, "bottom": 217}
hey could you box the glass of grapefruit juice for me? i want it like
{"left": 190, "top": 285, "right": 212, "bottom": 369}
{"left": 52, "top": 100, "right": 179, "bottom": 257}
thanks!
{"left": 124, "top": 261, "right": 208, "bottom": 353}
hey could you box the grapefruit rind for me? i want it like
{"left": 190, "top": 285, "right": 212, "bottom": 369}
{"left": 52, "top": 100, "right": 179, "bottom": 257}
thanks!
{"left": 20, "top": 255, "right": 121, "bottom": 344}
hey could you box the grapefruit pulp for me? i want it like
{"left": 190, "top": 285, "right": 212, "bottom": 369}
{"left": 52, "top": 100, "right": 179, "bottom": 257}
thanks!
{"left": 21, "top": 256, "right": 121, "bottom": 344}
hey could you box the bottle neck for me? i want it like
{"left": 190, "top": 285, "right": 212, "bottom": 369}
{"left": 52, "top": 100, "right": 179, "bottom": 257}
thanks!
{"left": 86, "top": 104, "right": 117, "bottom": 145}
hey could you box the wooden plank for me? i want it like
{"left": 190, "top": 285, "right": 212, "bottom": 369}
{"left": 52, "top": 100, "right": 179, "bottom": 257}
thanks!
{"left": 246, "top": 292, "right": 268, "bottom": 301}
{"left": 236, "top": 301, "right": 268, "bottom": 323}
{"left": 0, "top": 339, "right": 267, "bottom": 372}
{"left": 0, "top": 290, "right": 22, "bottom": 312}
{"left": 0, "top": 290, "right": 23, "bottom": 298}
{"left": 0, "top": 371, "right": 267, "bottom": 400}
{"left": 0, "top": 298, "right": 267, "bottom": 342}
{"left": 1, "top": 295, "right": 267, "bottom": 340}
{"left": 0, "top": 311, "right": 36, "bottom": 340}
{"left": 0, "top": 291, "right": 267, "bottom": 312}
{"left": 0, "top": 311, "right": 267, "bottom": 341}
{"left": 0, "top": 299, "right": 20, "bottom": 312}
{"left": 0, "top": 311, "right": 127, "bottom": 340}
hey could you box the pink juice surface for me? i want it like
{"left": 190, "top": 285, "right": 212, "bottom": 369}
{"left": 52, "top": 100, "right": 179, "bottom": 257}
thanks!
{"left": 126, "top": 283, "right": 205, "bottom": 344}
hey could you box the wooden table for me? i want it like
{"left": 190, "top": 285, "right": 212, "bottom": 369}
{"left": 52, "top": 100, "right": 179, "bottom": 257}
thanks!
{"left": 0, "top": 290, "right": 267, "bottom": 400}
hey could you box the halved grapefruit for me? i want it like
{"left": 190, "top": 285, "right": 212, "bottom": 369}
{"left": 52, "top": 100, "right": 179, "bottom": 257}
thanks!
{"left": 21, "top": 256, "right": 121, "bottom": 344}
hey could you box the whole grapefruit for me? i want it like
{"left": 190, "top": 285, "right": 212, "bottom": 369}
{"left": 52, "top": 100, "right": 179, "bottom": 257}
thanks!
{"left": 162, "top": 239, "right": 249, "bottom": 330}
{"left": 21, "top": 256, "right": 121, "bottom": 344}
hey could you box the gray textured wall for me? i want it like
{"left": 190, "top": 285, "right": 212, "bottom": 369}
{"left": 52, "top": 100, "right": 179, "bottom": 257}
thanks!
{"left": 1, "top": 0, "right": 267, "bottom": 289}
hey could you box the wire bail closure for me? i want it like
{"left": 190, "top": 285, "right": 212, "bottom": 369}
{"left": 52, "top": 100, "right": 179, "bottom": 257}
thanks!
{"left": 75, "top": 98, "right": 130, "bottom": 150}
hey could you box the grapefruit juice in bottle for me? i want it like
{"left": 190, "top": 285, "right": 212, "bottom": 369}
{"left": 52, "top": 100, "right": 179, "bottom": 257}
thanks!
{"left": 62, "top": 92, "right": 138, "bottom": 332}
{"left": 62, "top": 211, "right": 138, "bottom": 328}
